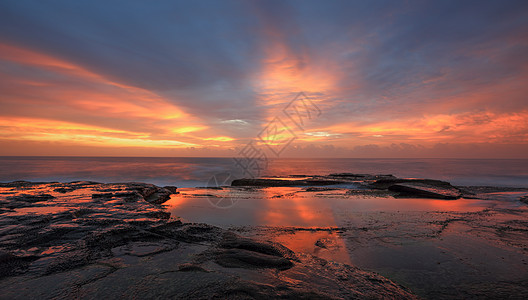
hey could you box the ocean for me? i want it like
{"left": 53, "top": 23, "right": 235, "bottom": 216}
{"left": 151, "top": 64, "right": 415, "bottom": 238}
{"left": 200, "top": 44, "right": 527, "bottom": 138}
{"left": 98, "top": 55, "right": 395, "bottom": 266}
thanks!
{"left": 0, "top": 156, "right": 526, "bottom": 188}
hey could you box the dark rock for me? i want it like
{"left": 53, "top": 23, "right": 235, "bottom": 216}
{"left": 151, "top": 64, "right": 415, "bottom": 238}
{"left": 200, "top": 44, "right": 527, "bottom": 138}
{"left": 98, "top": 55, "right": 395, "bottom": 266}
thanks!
{"left": 18, "top": 226, "right": 78, "bottom": 248}
{"left": 145, "top": 211, "right": 171, "bottom": 220}
{"left": 330, "top": 173, "right": 368, "bottom": 178}
{"left": 69, "top": 181, "right": 100, "bottom": 185}
{"left": 218, "top": 233, "right": 298, "bottom": 261}
{"left": 148, "top": 223, "right": 222, "bottom": 243}
{"left": 150, "top": 219, "right": 183, "bottom": 232}
{"left": 219, "top": 233, "right": 298, "bottom": 261}
{"left": 304, "top": 187, "right": 338, "bottom": 192}
{"left": 370, "top": 178, "right": 454, "bottom": 189}
{"left": 125, "top": 184, "right": 173, "bottom": 204}
{"left": 213, "top": 233, "right": 297, "bottom": 270}
{"left": 182, "top": 223, "right": 216, "bottom": 234}
{"left": 186, "top": 279, "right": 337, "bottom": 299}
{"left": 0, "top": 250, "right": 15, "bottom": 263}
{"left": 346, "top": 189, "right": 396, "bottom": 197}
{"left": 178, "top": 263, "right": 208, "bottom": 272}
{"left": 0, "top": 250, "right": 39, "bottom": 278}
{"left": 163, "top": 186, "right": 178, "bottom": 193}
{"left": 189, "top": 194, "right": 217, "bottom": 197}
{"left": 54, "top": 187, "right": 74, "bottom": 193}
{"left": 113, "top": 191, "right": 142, "bottom": 202}
{"left": 6, "top": 193, "right": 55, "bottom": 203}
{"left": 92, "top": 193, "right": 114, "bottom": 199}
{"left": 71, "top": 208, "right": 95, "bottom": 218}
{"left": 112, "top": 241, "right": 178, "bottom": 257}
{"left": 113, "top": 191, "right": 140, "bottom": 198}
{"left": 214, "top": 249, "right": 294, "bottom": 270}
{"left": 388, "top": 183, "right": 461, "bottom": 200}
{"left": 329, "top": 173, "right": 396, "bottom": 180}
{"left": 231, "top": 178, "right": 346, "bottom": 187}
{"left": 520, "top": 195, "right": 528, "bottom": 204}
{"left": 0, "top": 181, "right": 34, "bottom": 188}
{"left": 84, "top": 225, "right": 142, "bottom": 250}
{"left": 44, "top": 249, "right": 93, "bottom": 275}
{"left": 125, "top": 183, "right": 156, "bottom": 197}
{"left": 145, "top": 189, "right": 172, "bottom": 204}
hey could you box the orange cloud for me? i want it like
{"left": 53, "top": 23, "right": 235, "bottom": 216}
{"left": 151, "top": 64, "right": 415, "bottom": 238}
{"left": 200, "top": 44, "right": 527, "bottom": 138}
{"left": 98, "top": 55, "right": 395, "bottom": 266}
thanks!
{"left": 0, "top": 117, "right": 196, "bottom": 148}
{"left": 252, "top": 33, "right": 338, "bottom": 124}
{"left": 0, "top": 43, "right": 239, "bottom": 150}
{"left": 315, "top": 110, "right": 528, "bottom": 147}
{"left": 203, "top": 136, "right": 235, "bottom": 142}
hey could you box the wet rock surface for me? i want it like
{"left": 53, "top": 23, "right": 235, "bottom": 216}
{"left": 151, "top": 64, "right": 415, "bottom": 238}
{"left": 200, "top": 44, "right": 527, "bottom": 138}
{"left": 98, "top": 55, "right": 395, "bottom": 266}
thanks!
{"left": 171, "top": 174, "right": 528, "bottom": 299}
{"left": 229, "top": 206, "right": 528, "bottom": 299}
{"left": 212, "top": 233, "right": 298, "bottom": 270}
{"left": 0, "top": 181, "right": 417, "bottom": 299}
{"left": 230, "top": 174, "right": 522, "bottom": 201}
{"left": 388, "top": 182, "right": 462, "bottom": 199}
{"left": 231, "top": 177, "right": 348, "bottom": 187}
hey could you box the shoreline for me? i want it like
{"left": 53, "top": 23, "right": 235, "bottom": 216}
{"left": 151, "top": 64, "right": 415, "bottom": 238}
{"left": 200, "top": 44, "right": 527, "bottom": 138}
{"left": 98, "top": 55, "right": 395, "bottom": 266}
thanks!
{"left": 1, "top": 176, "right": 528, "bottom": 299}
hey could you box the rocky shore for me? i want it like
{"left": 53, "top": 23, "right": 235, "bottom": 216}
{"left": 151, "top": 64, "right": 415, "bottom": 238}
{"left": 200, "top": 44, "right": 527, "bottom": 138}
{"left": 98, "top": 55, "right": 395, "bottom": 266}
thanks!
{"left": 0, "top": 180, "right": 416, "bottom": 299}
{"left": 1, "top": 174, "right": 527, "bottom": 299}
{"left": 232, "top": 174, "right": 466, "bottom": 199}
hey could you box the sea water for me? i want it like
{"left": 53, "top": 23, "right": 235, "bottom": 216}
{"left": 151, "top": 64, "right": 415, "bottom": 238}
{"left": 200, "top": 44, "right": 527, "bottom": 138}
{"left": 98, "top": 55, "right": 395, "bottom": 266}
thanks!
{"left": 0, "top": 156, "right": 526, "bottom": 187}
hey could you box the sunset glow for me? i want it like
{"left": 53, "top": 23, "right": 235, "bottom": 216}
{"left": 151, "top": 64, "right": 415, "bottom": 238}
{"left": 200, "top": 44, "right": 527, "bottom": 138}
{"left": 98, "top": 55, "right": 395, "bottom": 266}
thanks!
{"left": 1, "top": 1, "right": 527, "bottom": 157}
{"left": 2, "top": 2, "right": 528, "bottom": 299}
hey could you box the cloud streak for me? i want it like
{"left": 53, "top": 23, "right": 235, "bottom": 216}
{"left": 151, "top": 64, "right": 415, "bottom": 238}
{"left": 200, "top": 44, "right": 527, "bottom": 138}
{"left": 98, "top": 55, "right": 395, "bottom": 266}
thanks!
{"left": 0, "top": 0, "right": 527, "bottom": 157}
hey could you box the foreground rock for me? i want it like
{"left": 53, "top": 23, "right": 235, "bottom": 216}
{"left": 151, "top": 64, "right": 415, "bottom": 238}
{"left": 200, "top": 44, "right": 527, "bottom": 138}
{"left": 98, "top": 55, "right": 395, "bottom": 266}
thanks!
{"left": 212, "top": 233, "right": 297, "bottom": 270}
{"left": 0, "top": 181, "right": 417, "bottom": 299}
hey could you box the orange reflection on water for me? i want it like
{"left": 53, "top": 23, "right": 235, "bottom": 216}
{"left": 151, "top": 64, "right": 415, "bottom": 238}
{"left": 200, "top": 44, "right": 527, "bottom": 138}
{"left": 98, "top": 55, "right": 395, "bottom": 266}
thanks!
{"left": 273, "top": 231, "right": 351, "bottom": 265}
{"left": 256, "top": 187, "right": 338, "bottom": 227}
{"left": 165, "top": 193, "right": 187, "bottom": 210}
{"left": 425, "top": 198, "right": 481, "bottom": 211}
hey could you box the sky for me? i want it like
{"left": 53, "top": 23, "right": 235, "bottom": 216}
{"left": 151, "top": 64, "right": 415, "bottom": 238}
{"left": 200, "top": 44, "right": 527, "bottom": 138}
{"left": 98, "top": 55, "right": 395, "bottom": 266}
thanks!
{"left": 0, "top": 0, "right": 527, "bottom": 158}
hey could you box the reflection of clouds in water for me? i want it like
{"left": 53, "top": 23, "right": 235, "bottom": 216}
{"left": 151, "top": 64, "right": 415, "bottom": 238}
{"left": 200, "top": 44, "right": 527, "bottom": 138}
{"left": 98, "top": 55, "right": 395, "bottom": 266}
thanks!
{"left": 167, "top": 186, "right": 519, "bottom": 228}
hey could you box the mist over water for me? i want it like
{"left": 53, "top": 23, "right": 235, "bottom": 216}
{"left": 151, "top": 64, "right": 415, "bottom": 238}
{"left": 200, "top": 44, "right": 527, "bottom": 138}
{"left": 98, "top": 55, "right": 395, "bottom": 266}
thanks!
{"left": 0, "top": 156, "right": 526, "bottom": 188}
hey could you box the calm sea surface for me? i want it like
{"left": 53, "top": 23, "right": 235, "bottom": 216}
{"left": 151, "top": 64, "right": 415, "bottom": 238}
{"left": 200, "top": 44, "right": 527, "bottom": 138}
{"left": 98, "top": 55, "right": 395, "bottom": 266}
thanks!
{"left": 0, "top": 156, "right": 526, "bottom": 188}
